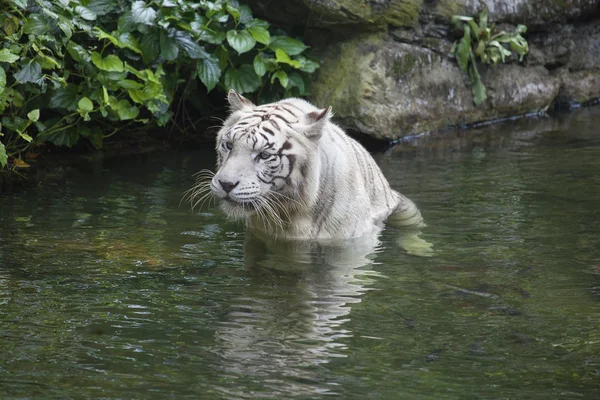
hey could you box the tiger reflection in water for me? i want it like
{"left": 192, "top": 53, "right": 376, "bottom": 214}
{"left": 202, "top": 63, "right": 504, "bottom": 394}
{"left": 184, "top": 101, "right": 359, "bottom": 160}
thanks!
{"left": 209, "top": 232, "right": 387, "bottom": 397}
{"left": 188, "top": 90, "right": 432, "bottom": 396}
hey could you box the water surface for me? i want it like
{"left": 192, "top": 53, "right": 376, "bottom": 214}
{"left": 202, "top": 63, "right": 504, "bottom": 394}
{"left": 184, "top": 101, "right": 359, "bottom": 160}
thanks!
{"left": 1, "top": 108, "right": 600, "bottom": 399}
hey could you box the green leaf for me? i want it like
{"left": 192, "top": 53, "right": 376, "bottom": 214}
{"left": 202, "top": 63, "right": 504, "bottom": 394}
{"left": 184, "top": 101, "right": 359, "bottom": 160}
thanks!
{"left": 297, "top": 56, "right": 319, "bottom": 73}
{"left": 128, "top": 89, "right": 155, "bottom": 104}
{"left": 224, "top": 64, "right": 261, "bottom": 94}
{"left": 0, "top": 67, "right": 5, "bottom": 97}
{"left": 78, "top": 97, "right": 94, "bottom": 112}
{"left": 451, "top": 15, "right": 474, "bottom": 26}
{"left": 199, "top": 28, "right": 226, "bottom": 45}
{"left": 469, "top": 63, "right": 487, "bottom": 105}
{"left": 57, "top": 18, "right": 73, "bottom": 38}
{"left": 94, "top": 28, "right": 142, "bottom": 54}
{"left": 226, "top": 30, "right": 256, "bottom": 54}
{"left": 226, "top": 4, "right": 240, "bottom": 23}
{"left": 18, "top": 131, "right": 33, "bottom": 142}
{"left": 118, "top": 11, "right": 137, "bottom": 32}
{"left": 269, "top": 36, "right": 308, "bottom": 56}
{"left": 112, "top": 99, "right": 140, "bottom": 120}
{"left": 0, "top": 141, "right": 7, "bottom": 168}
{"left": 80, "top": 126, "right": 103, "bottom": 149}
{"left": 91, "top": 52, "right": 124, "bottom": 72}
{"left": 27, "top": 109, "right": 40, "bottom": 122}
{"left": 238, "top": 5, "right": 254, "bottom": 25}
{"left": 253, "top": 53, "right": 267, "bottom": 77}
{"left": 87, "top": 0, "right": 118, "bottom": 16}
{"left": 14, "top": 61, "right": 42, "bottom": 84}
{"left": 36, "top": 55, "right": 60, "bottom": 70}
{"left": 516, "top": 24, "right": 527, "bottom": 34}
{"left": 271, "top": 70, "right": 288, "bottom": 88}
{"left": 500, "top": 34, "right": 529, "bottom": 60}
{"left": 174, "top": 31, "right": 209, "bottom": 59}
{"left": 117, "top": 79, "right": 144, "bottom": 89}
{"left": 49, "top": 84, "right": 79, "bottom": 110}
{"left": 159, "top": 31, "right": 179, "bottom": 60}
{"left": 197, "top": 54, "right": 221, "bottom": 93}
{"left": 131, "top": 1, "right": 157, "bottom": 25}
{"left": 454, "top": 26, "right": 471, "bottom": 73}
{"left": 76, "top": 5, "right": 97, "bottom": 21}
{"left": 140, "top": 31, "right": 160, "bottom": 64}
{"left": 45, "top": 128, "right": 80, "bottom": 148}
{"left": 2, "top": 116, "right": 28, "bottom": 132}
{"left": 287, "top": 72, "right": 305, "bottom": 95}
{"left": 23, "top": 14, "right": 51, "bottom": 35}
{"left": 0, "top": 49, "right": 19, "bottom": 64}
{"left": 246, "top": 19, "right": 269, "bottom": 29}
{"left": 275, "top": 49, "right": 300, "bottom": 68}
{"left": 248, "top": 26, "right": 270, "bottom": 45}
{"left": 103, "top": 86, "right": 109, "bottom": 104}
{"left": 466, "top": 19, "right": 480, "bottom": 39}
{"left": 10, "top": 0, "right": 27, "bottom": 9}
{"left": 264, "top": 58, "right": 278, "bottom": 73}
{"left": 488, "top": 41, "right": 512, "bottom": 63}
{"left": 67, "top": 42, "right": 91, "bottom": 63}
{"left": 118, "top": 33, "right": 142, "bottom": 54}
{"left": 207, "top": 10, "right": 229, "bottom": 23}
{"left": 479, "top": 7, "right": 488, "bottom": 31}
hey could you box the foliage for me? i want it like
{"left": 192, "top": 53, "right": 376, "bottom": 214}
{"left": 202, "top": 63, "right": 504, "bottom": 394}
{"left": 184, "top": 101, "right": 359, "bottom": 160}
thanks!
{"left": 451, "top": 8, "right": 529, "bottom": 106}
{"left": 0, "top": 0, "right": 318, "bottom": 169}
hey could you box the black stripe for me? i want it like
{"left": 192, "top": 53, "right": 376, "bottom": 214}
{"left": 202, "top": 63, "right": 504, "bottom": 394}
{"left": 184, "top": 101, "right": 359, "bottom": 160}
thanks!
{"left": 281, "top": 102, "right": 303, "bottom": 112}
{"left": 284, "top": 154, "right": 296, "bottom": 185}
{"left": 280, "top": 141, "right": 292, "bottom": 151}
{"left": 278, "top": 105, "right": 296, "bottom": 115}
{"left": 269, "top": 119, "right": 281, "bottom": 131}
{"left": 300, "top": 163, "right": 308, "bottom": 178}
{"left": 258, "top": 131, "right": 269, "bottom": 142}
{"left": 274, "top": 114, "right": 291, "bottom": 124}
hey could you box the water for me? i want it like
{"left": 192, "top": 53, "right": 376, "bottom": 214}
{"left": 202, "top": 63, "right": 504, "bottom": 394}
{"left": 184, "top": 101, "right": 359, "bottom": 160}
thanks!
{"left": 1, "top": 108, "right": 600, "bottom": 399}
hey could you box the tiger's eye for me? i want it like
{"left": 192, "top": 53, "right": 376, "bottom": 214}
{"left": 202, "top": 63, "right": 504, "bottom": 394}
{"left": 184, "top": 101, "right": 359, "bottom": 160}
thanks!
{"left": 225, "top": 142, "right": 233, "bottom": 150}
{"left": 259, "top": 151, "right": 271, "bottom": 159}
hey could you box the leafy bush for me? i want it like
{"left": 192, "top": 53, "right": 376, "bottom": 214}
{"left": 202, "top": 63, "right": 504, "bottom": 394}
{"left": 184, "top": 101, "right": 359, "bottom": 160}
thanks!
{"left": 0, "top": 0, "right": 318, "bottom": 169}
{"left": 451, "top": 8, "right": 529, "bottom": 106}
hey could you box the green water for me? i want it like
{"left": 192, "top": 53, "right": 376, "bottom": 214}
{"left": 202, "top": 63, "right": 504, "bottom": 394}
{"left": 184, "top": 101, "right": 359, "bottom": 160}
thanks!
{"left": 1, "top": 108, "right": 600, "bottom": 399}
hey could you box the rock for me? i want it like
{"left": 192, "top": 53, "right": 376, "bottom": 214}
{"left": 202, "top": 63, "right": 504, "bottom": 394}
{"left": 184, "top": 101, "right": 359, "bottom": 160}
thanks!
{"left": 533, "top": 20, "right": 600, "bottom": 108}
{"left": 248, "top": 0, "right": 600, "bottom": 29}
{"left": 432, "top": 0, "right": 600, "bottom": 29}
{"left": 246, "top": 0, "right": 424, "bottom": 28}
{"left": 310, "top": 33, "right": 560, "bottom": 140}
{"left": 246, "top": 0, "right": 600, "bottom": 140}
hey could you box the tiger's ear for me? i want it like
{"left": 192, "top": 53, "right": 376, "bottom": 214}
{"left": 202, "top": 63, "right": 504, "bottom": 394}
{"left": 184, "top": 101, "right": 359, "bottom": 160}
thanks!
{"left": 300, "top": 106, "right": 332, "bottom": 141}
{"left": 227, "top": 89, "right": 255, "bottom": 112}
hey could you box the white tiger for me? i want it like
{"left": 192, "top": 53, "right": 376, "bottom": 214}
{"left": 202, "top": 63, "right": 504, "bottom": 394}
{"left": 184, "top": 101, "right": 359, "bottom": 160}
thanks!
{"left": 191, "top": 89, "right": 431, "bottom": 254}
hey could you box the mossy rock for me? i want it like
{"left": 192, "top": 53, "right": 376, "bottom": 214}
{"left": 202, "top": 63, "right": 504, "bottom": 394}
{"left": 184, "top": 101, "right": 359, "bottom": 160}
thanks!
{"left": 384, "top": 0, "right": 422, "bottom": 27}
{"left": 310, "top": 33, "right": 563, "bottom": 140}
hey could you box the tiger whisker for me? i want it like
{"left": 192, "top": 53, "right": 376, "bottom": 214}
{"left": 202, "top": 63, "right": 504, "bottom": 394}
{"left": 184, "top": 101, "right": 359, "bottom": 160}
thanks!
{"left": 266, "top": 194, "right": 291, "bottom": 224}
{"left": 268, "top": 191, "right": 306, "bottom": 214}
{"left": 253, "top": 198, "right": 273, "bottom": 232}
{"left": 181, "top": 182, "right": 212, "bottom": 209}
{"left": 193, "top": 169, "right": 216, "bottom": 178}
{"left": 261, "top": 196, "right": 286, "bottom": 231}
{"left": 191, "top": 191, "right": 215, "bottom": 212}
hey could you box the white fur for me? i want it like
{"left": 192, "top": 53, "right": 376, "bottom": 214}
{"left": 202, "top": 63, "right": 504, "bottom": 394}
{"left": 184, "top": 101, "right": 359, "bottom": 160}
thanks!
{"left": 211, "top": 90, "right": 424, "bottom": 240}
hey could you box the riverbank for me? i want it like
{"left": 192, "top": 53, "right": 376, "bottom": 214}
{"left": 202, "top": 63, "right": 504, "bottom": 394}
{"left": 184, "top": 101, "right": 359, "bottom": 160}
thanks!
{"left": 2, "top": 102, "right": 598, "bottom": 195}
{"left": 246, "top": 0, "right": 600, "bottom": 141}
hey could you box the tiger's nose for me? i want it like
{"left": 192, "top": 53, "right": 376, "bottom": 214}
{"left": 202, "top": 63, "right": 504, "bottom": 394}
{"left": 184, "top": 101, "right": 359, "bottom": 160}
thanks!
{"left": 219, "top": 180, "right": 239, "bottom": 193}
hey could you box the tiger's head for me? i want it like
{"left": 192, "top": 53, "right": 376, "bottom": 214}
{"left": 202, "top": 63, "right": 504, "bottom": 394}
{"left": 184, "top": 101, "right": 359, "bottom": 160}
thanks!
{"left": 207, "top": 89, "right": 331, "bottom": 222}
